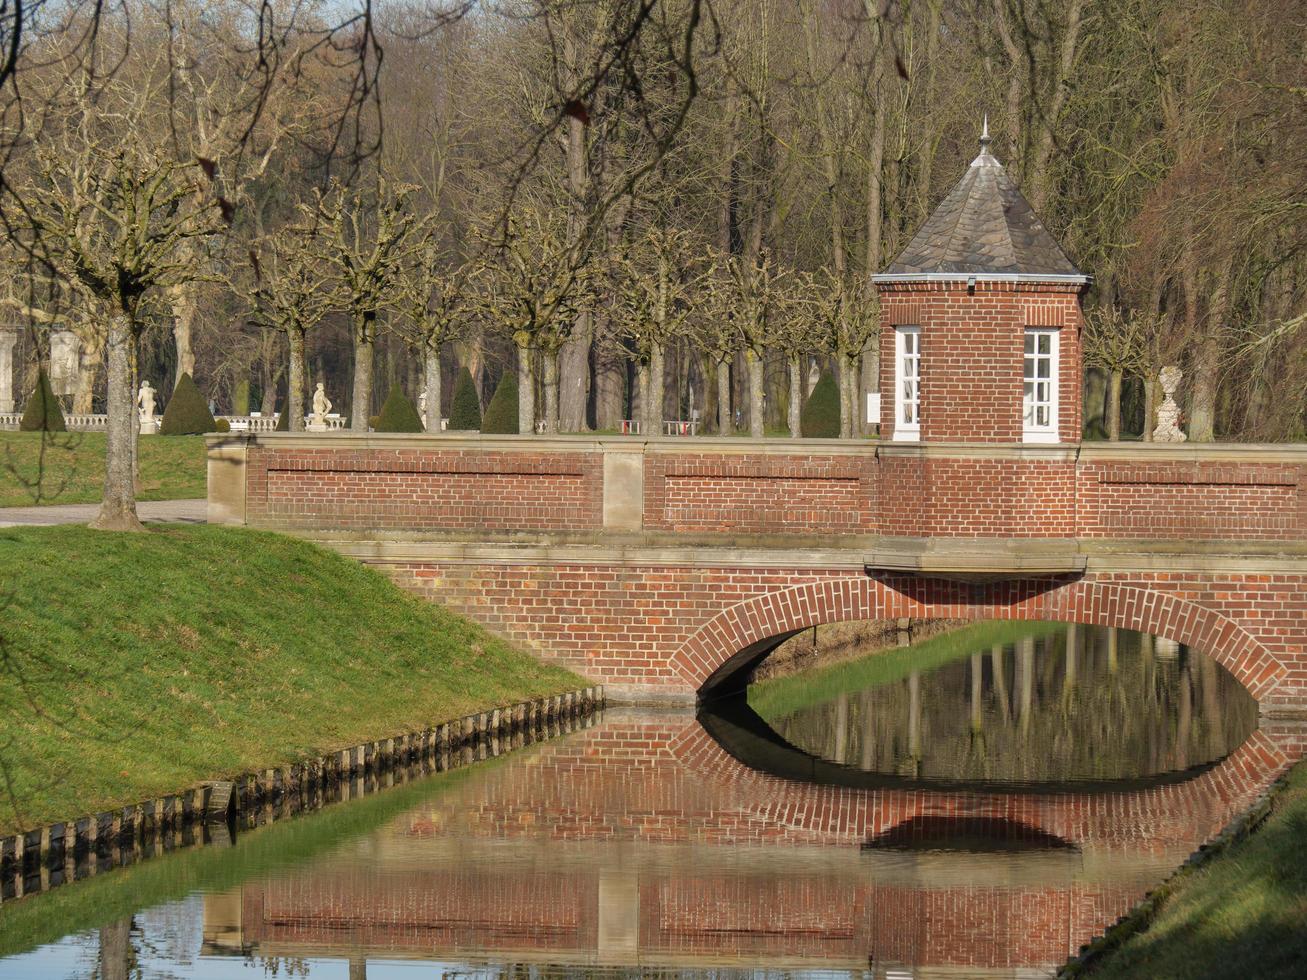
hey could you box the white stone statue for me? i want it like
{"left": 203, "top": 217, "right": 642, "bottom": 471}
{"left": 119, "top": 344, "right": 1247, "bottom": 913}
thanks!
{"left": 0, "top": 328, "right": 17, "bottom": 414}
{"left": 137, "top": 380, "right": 156, "bottom": 422}
{"left": 1152, "top": 365, "right": 1187, "bottom": 443}
{"left": 309, "top": 382, "right": 332, "bottom": 431}
{"left": 418, "top": 389, "right": 427, "bottom": 426}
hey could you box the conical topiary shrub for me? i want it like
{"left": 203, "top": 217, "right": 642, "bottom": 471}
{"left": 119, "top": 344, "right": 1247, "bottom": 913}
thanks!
{"left": 447, "top": 367, "right": 481, "bottom": 431}
{"left": 275, "top": 398, "right": 290, "bottom": 431}
{"left": 801, "top": 371, "right": 841, "bottom": 438}
{"left": 160, "top": 373, "right": 217, "bottom": 435}
{"left": 481, "top": 372, "right": 519, "bottom": 434}
{"left": 374, "top": 383, "right": 424, "bottom": 433}
{"left": 232, "top": 380, "right": 251, "bottom": 416}
{"left": 19, "top": 368, "right": 67, "bottom": 432}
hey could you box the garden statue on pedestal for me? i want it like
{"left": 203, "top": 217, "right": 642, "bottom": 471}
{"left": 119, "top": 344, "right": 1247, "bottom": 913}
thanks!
{"left": 1152, "top": 366, "right": 1186, "bottom": 443}
{"left": 309, "top": 382, "right": 332, "bottom": 432}
{"left": 137, "top": 380, "right": 158, "bottom": 434}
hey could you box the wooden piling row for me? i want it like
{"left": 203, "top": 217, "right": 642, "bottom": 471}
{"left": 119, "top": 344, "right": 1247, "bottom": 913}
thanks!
{"left": 0, "top": 686, "right": 602, "bottom": 905}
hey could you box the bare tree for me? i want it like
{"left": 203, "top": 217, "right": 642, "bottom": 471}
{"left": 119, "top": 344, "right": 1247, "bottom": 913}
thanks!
{"left": 244, "top": 220, "right": 335, "bottom": 432}
{"left": 611, "top": 225, "right": 701, "bottom": 435}
{"left": 18, "top": 128, "right": 221, "bottom": 529}
{"left": 395, "top": 241, "right": 479, "bottom": 432}
{"left": 480, "top": 204, "right": 597, "bottom": 435}
{"left": 315, "top": 177, "right": 422, "bottom": 429}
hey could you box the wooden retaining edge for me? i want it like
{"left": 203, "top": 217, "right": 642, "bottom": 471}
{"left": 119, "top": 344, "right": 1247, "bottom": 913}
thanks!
{"left": 0, "top": 686, "right": 603, "bottom": 904}
{"left": 1056, "top": 772, "right": 1289, "bottom": 978}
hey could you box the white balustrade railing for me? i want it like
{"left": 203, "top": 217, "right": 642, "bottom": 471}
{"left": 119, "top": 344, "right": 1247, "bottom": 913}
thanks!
{"left": 0, "top": 412, "right": 20, "bottom": 429}
{"left": 663, "top": 420, "right": 699, "bottom": 436}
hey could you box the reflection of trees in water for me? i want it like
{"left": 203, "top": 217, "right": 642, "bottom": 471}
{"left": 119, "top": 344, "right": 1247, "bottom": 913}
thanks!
{"left": 771, "top": 626, "right": 1259, "bottom": 783}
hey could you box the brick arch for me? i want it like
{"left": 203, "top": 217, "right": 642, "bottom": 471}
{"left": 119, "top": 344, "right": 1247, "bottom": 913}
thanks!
{"left": 671, "top": 575, "right": 1288, "bottom": 701}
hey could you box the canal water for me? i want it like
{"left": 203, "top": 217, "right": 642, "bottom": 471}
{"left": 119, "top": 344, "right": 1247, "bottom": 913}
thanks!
{"left": 0, "top": 621, "right": 1283, "bottom": 978}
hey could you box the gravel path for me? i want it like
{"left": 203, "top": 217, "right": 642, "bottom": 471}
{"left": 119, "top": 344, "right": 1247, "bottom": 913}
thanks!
{"left": 0, "top": 499, "right": 207, "bottom": 527}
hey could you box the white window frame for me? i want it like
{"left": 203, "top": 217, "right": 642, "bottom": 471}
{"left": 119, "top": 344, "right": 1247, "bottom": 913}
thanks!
{"left": 1022, "top": 327, "right": 1060, "bottom": 444}
{"left": 893, "top": 325, "right": 921, "bottom": 441}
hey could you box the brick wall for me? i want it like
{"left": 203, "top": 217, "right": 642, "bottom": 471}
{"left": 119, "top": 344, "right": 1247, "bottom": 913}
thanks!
{"left": 384, "top": 562, "right": 1307, "bottom": 712}
{"left": 244, "top": 445, "right": 603, "bottom": 532}
{"left": 231, "top": 437, "right": 1307, "bottom": 542}
{"left": 643, "top": 451, "right": 878, "bottom": 533}
{"left": 878, "top": 280, "right": 1083, "bottom": 444}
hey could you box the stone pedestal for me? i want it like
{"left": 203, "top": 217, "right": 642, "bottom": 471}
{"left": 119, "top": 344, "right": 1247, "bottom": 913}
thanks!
{"left": 306, "top": 421, "right": 327, "bottom": 432}
{"left": 0, "top": 328, "right": 17, "bottom": 414}
{"left": 139, "top": 419, "right": 159, "bottom": 435}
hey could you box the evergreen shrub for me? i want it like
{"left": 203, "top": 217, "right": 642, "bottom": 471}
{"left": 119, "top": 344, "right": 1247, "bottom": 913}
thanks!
{"left": 18, "top": 369, "right": 66, "bottom": 432}
{"left": 801, "top": 371, "right": 841, "bottom": 438}
{"left": 447, "top": 367, "right": 481, "bottom": 430}
{"left": 160, "top": 373, "right": 217, "bottom": 435}
{"left": 481, "top": 372, "right": 519, "bottom": 434}
{"left": 374, "top": 383, "right": 424, "bottom": 433}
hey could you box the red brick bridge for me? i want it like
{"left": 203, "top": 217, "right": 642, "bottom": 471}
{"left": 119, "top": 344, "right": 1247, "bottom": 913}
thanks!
{"left": 206, "top": 134, "right": 1307, "bottom": 718}
{"left": 208, "top": 431, "right": 1307, "bottom": 719}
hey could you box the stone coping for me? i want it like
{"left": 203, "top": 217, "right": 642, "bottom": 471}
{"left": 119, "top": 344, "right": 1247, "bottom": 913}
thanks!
{"left": 205, "top": 431, "right": 1307, "bottom": 463}
{"left": 0, "top": 688, "right": 602, "bottom": 906}
{"left": 307, "top": 531, "right": 1307, "bottom": 576}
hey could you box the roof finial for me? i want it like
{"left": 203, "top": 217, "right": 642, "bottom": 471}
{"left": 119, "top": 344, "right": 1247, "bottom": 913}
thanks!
{"left": 981, "top": 114, "right": 991, "bottom": 150}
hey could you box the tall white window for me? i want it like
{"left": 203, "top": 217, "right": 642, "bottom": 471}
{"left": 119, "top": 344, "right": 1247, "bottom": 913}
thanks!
{"left": 1023, "top": 328, "right": 1059, "bottom": 443}
{"left": 893, "top": 325, "right": 921, "bottom": 441}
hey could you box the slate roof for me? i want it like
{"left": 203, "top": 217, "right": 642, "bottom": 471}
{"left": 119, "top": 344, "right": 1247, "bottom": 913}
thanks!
{"left": 878, "top": 136, "right": 1084, "bottom": 280}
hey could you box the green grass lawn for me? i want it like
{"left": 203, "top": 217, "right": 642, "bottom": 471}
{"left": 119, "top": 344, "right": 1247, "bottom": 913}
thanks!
{"left": 0, "top": 431, "right": 208, "bottom": 507}
{"left": 1089, "top": 761, "right": 1307, "bottom": 979}
{"left": 0, "top": 524, "right": 582, "bottom": 835}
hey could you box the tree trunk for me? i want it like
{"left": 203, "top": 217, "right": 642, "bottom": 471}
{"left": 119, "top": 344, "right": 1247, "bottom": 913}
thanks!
{"left": 91, "top": 314, "right": 143, "bottom": 531}
{"left": 838, "top": 357, "right": 855, "bottom": 439}
{"left": 287, "top": 327, "right": 306, "bottom": 432}
{"left": 745, "top": 349, "right": 764, "bottom": 437}
{"left": 646, "top": 342, "right": 664, "bottom": 435}
{"left": 73, "top": 334, "right": 103, "bottom": 414}
{"left": 543, "top": 349, "right": 559, "bottom": 434}
{"left": 423, "top": 343, "right": 442, "bottom": 432}
{"left": 558, "top": 315, "right": 591, "bottom": 432}
{"left": 1107, "top": 368, "right": 1123, "bottom": 440}
{"left": 517, "top": 342, "right": 535, "bottom": 435}
{"left": 350, "top": 314, "right": 375, "bottom": 431}
{"left": 1189, "top": 272, "right": 1230, "bottom": 443}
{"left": 1143, "top": 373, "right": 1157, "bottom": 442}
{"left": 787, "top": 353, "right": 802, "bottom": 437}
{"left": 716, "top": 360, "right": 731, "bottom": 434}
{"left": 169, "top": 281, "right": 198, "bottom": 387}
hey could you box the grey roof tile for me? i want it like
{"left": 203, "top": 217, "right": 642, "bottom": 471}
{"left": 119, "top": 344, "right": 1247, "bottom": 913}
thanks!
{"left": 883, "top": 143, "right": 1082, "bottom": 278}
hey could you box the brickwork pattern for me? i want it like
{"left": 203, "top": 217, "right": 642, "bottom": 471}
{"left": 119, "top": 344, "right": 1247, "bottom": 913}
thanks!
{"left": 878, "top": 281, "right": 1083, "bottom": 444}
{"left": 643, "top": 452, "right": 877, "bottom": 533}
{"left": 384, "top": 562, "right": 1307, "bottom": 710}
{"left": 244, "top": 447, "right": 603, "bottom": 531}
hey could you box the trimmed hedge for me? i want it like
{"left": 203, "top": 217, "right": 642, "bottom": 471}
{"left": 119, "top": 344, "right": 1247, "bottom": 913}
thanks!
{"left": 160, "top": 373, "right": 217, "bottom": 435}
{"left": 374, "top": 383, "right": 424, "bottom": 433}
{"left": 447, "top": 367, "right": 481, "bottom": 430}
{"left": 19, "top": 369, "right": 66, "bottom": 432}
{"left": 275, "top": 400, "right": 290, "bottom": 431}
{"left": 801, "top": 371, "right": 840, "bottom": 438}
{"left": 482, "top": 372, "right": 519, "bottom": 434}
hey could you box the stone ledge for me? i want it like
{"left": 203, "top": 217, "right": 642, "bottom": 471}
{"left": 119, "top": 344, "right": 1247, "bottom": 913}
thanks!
{"left": 304, "top": 529, "right": 1307, "bottom": 576}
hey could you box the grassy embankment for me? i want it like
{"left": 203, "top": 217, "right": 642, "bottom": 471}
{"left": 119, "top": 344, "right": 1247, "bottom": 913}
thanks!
{"left": 747, "top": 618, "right": 1063, "bottom": 723}
{"left": 0, "top": 431, "right": 208, "bottom": 507}
{"left": 1086, "top": 760, "right": 1307, "bottom": 979}
{"left": 0, "top": 523, "right": 582, "bottom": 835}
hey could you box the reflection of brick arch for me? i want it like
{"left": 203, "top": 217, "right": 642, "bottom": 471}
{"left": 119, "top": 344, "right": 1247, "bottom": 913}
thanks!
{"left": 671, "top": 575, "right": 1287, "bottom": 699}
{"left": 665, "top": 719, "right": 1290, "bottom": 848}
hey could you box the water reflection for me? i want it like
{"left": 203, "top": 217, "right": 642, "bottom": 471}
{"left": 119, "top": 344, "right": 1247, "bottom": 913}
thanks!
{"left": 0, "top": 625, "right": 1291, "bottom": 979}
{"left": 749, "top": 622, "right": 1259, "bottom": 786}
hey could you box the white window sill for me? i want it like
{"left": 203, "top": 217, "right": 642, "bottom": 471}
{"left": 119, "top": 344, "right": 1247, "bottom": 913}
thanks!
{"left": 892, "top": 428, "right": 921, "bottom": 442}
{"left": 1022, "top": 429, "right": 1060, "bottom": 444}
